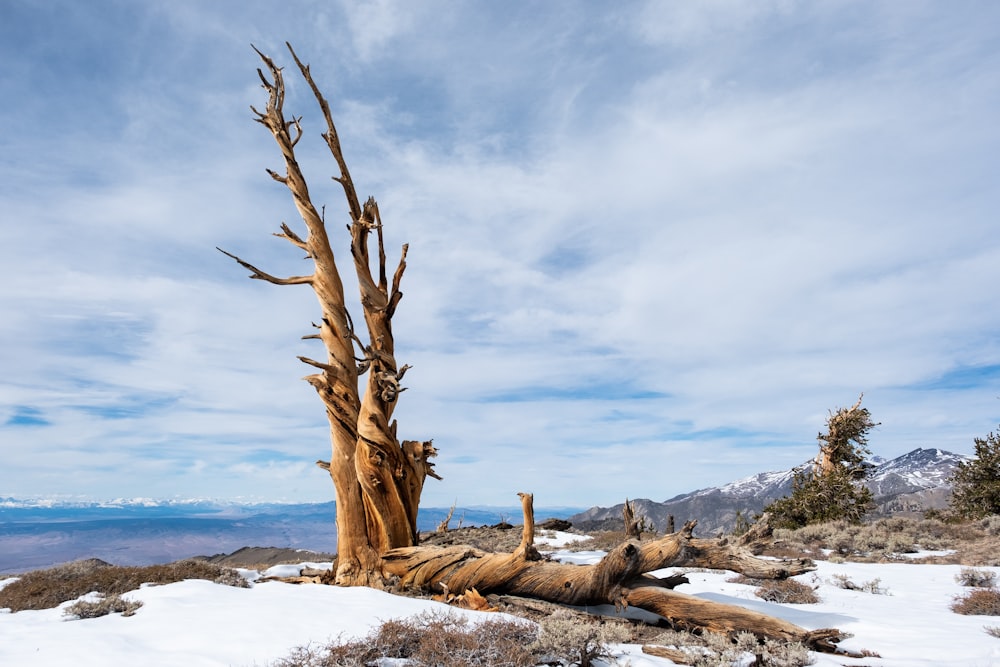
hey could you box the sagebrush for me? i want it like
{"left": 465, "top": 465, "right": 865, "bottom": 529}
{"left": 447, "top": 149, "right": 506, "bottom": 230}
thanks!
{"left": 64, "top": 594, "right": 143, "bottom": 619}
{"left": 270, "top": 608, "right": 633, "bottom": 667}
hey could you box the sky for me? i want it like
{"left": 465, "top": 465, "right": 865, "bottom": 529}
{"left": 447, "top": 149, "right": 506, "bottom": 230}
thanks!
{"left": 1, "top": 0, "right": 999, "bottom": 508}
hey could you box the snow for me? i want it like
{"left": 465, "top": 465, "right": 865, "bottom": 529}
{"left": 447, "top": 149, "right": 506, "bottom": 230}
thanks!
{"left": 2, "top": 553, "right": 1000, "bottom": 666}
{"left": 534, "top": 530, "right": 589, "bottom": 548}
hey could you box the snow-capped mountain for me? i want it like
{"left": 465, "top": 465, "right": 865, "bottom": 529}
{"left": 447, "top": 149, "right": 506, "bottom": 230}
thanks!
{"left": 569, "top": 448, "right": 968, "bottom": 536}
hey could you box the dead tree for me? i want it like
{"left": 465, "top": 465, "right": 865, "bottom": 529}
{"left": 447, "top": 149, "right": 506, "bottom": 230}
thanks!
{"left": 220, "top": 43, "right": 440, "bottom": 586}
{"left": 623, "top": 498, "right": 642, "bottom": 538}
{"left": 221, "top": 43, "right": 846, "bottom": 654}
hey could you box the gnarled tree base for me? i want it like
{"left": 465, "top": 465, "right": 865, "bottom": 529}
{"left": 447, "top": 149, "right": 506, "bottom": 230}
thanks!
{"left": 376, "top": 494, "right": 845, "bottom": 654}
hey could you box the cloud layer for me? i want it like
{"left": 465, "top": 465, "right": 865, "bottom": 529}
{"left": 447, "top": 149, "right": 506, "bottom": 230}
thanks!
{"left": 2, "top": 1, "right": 999, "bottom": 506}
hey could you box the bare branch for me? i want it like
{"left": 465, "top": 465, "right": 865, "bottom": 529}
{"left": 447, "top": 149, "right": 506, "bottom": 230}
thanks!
{"left": 285, "top": 42, "right": 362, "bottom": 222}
{"left": 373, "top": 200, "right": 388, "bottom": 291}
{"left": 273, "top": 222, "right": 309, "bottom": 252}
{"left": 217, "top": 247, "right": 313, "bottom": 285}
{"left": 265, "top": 168, "right": 288, "bottom": 184}
{"left": 387, "top": 243, "right": 408, "bottom": 319}
{"left": 297, "top": 355, "right": 352, "bottom": 375}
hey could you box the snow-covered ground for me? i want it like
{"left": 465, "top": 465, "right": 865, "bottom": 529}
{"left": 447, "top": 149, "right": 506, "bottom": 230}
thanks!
{"left": 1, "top": 545, "right": 999, "bottom": 666}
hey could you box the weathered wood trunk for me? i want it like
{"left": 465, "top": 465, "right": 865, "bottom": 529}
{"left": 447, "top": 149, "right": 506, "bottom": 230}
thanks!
{"left": 221, "top": 44, "right": 440, "bottom": 586}
{"left": 222, "top": 43, "right": 846, "bottom": 654}
{"left": 623, "top": 498, "right": 642, "bottom": 538}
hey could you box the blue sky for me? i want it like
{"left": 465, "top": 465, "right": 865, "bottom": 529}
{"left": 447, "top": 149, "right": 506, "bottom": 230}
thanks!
{"left": 1, "top": 1, "right": 999, "bottom": 507}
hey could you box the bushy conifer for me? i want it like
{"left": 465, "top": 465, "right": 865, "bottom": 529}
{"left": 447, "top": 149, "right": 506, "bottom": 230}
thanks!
{"left": 766, "top": 395, "right": 877, "bottom": 529}
{"left": 949, "top": 428, "right": 1000, "bottom": 519}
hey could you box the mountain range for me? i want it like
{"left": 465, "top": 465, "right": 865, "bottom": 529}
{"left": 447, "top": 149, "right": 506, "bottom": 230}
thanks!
{"left": 1, "top": 448, "right": 967, "bottom": 572}
{"left": 568, "top": 447, "right": 968, "bottom": 536}
{"left": 0, "top": 499, "right": 580, "bottom": 574}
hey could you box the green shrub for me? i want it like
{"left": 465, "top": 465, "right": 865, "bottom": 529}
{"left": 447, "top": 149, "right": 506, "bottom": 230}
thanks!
{"left": 767, "top": 468, "right": 874, "bottom": 530}
{"left": 950, "top": 428, "right": 1000, "bottom": 520}
{"left": 765, "top": 396, "right": 877, "bottom": 529}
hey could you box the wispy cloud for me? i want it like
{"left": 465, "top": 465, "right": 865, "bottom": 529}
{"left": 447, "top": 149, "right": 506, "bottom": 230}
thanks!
{"left": 1, "top": 1, "right": 998, "bottom": 506}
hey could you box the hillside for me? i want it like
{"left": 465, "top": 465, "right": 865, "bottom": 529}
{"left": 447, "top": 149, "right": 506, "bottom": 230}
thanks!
{"left": 570, "top": 448, "right": 967, "bottom": 535}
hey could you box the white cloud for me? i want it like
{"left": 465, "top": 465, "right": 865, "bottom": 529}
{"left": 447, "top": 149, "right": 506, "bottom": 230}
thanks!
{"left": 1, "top": 1, "right": 998, "bottom": 507}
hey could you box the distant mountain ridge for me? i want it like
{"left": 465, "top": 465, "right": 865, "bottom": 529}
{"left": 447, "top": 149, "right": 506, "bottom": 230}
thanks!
{"left": 569, "top": 447, "right": 968, "bottom": 536}
{"left": 0, "top": 500, "right": 581, "bottom": 574}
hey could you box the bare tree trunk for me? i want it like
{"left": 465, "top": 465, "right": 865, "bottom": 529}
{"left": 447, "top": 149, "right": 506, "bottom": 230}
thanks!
{"left": 222, "top": 44, "right": 846, "bottom": 653}
{"left": 623, "top": 498, "right": 642, "bottom": 538}
{"left": 221, "top": 44, "right": 439, "bottom": 585}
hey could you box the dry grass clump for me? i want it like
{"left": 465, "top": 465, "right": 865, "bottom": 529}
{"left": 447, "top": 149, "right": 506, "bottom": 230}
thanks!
{"left": 985, "top": 625, "right": 1000, "bottom": 638}
{"left": 0, "top": 559, "right": 248, "bottom": 612}
{"left": 63, "top": 593, "right": 143, "bottom": 619}
{"left": 951, "top": 588, "right": 1000, "bottom": 616}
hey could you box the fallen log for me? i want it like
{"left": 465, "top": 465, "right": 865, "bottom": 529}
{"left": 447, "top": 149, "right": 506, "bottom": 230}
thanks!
{"left": 379, "top": 493, "right": 844, "bottom": 653}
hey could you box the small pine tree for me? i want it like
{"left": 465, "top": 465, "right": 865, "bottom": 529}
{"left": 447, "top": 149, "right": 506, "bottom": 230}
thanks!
{"left": 949, "top": 427, "right": 1000, "bottom": 519}
{"left": 766, "top": 395, "right": 877, "bottom": 530}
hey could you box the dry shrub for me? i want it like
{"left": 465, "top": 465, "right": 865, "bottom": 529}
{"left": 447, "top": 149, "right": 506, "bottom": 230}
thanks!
{"left": 770, "top": 516, "right": 997, "bottom": 563}
{"left": 980, "top": 515, "right": 1000, "bottom": 536}
{"left": 649, "top": 628, "right": 813, "bottom": 667}
{"left": 531, "top": 608, "right": 631, "bottom": 667}
{"left": 0, "top": 559, "right": 248, "bottom": 612}
{"left": 272, "top": 610, "right": 538, "bottom": 667}
{"left": 985, "top": 625, "right": 1000, "bottom": 639}
{"left": 956, "top": 567, "right": 997, "bottom": 588}
{"left": 272, "top": 608, "right": 635, "bottom": 667}
{"left": 952, "top": 589, "right": 1000, "bottom": 616}
{"left": 63, "top": 594, "right": 143, "bottom": 619}
{"left": 829, "top": 574, "right": 889, "bottom": 595}
{"left": 727, "top": 574, "right": 820, "bottom": 604}
{"left": 754, "top": 579, "right": 820, "bottom": 604}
